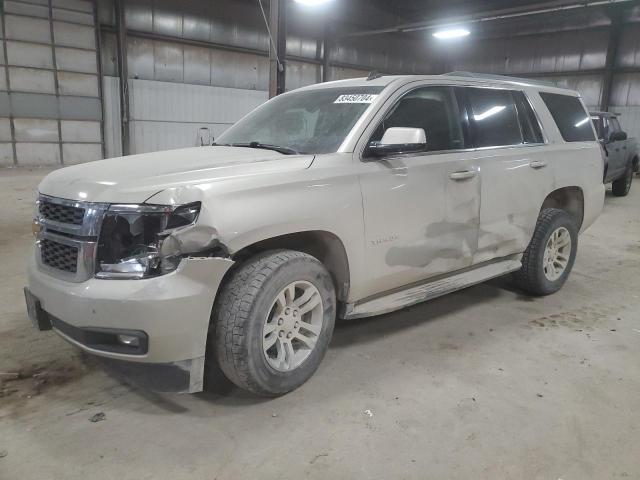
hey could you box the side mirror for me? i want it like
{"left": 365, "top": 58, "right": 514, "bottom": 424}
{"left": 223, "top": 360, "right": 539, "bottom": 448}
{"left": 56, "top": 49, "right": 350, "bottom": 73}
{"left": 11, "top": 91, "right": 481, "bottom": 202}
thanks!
{"left": 367, "top": 127, "right": 427, "bottom": 158}
{"left": 609, "top": 130, "right": 627, "bottom": 142}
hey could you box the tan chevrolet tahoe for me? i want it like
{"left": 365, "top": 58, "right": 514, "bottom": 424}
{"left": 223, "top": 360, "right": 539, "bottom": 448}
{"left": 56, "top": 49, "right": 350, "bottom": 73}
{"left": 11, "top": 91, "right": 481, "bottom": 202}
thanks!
{"left": 25, "top": 73, "right": 605, "bottom": 396}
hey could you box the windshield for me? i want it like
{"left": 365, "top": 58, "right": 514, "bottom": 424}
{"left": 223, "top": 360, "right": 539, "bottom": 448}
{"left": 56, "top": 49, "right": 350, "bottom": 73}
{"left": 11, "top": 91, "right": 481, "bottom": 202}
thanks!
{"left": 216, "top": 86, "right": 384, "bottom": 154}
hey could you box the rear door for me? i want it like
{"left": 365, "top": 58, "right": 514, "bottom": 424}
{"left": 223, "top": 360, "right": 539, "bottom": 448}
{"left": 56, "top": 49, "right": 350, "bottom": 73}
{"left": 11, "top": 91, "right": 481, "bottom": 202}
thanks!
{"left": 457, "top": 87, "right": 553, "bottom": 264}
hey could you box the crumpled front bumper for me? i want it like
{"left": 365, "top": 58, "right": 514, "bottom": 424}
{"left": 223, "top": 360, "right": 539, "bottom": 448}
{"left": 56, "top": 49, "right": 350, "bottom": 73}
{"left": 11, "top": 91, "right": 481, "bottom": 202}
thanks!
{"left": 27, "top": 254, "right": 234, "bottom": 393}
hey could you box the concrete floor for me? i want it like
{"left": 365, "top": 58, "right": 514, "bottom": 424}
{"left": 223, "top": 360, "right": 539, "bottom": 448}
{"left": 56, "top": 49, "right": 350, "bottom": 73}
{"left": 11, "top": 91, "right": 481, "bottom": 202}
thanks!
{"left": 1, "top": 168, "right": 639, "bottom": 480}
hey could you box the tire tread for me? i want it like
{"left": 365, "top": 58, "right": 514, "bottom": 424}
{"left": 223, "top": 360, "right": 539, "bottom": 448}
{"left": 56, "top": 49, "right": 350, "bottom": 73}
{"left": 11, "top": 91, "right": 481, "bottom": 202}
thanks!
{"left": 514, "top": 208, "right": 574, "bottom": 296}
{"left": 214, "top": 250, "right": 317, "bottom": 396}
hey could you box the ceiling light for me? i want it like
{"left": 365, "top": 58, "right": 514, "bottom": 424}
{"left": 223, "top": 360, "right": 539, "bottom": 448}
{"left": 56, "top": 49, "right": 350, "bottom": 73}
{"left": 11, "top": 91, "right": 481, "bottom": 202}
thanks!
{"left": 433, "top": 28, "right": 470, "bottom": 39}
{"left": 474, "top": 105, "right": 505, "bottom": 121}
{"left": 293, "top": 0, "right": 333, "bottom": 5}
{"left": 574, "top": 117, "right": 590, "bottom": 127}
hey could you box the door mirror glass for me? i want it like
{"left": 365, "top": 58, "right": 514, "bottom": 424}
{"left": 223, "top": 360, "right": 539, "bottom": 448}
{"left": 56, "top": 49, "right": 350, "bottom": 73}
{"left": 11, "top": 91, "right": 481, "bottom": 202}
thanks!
{"left": 609, "top": 130, "right": 627, "bottom": 142}
{"left": 367, "top": 127, "right": 427, "bottom": 157}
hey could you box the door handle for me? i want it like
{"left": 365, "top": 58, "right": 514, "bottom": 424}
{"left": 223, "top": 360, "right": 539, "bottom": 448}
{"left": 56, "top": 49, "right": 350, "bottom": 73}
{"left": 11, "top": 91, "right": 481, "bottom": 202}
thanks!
{"left": 529, "top": 160, "right": 547, "bottom": 169}
{"left": 449, "top": 170, "right": 477, "bottom": 181}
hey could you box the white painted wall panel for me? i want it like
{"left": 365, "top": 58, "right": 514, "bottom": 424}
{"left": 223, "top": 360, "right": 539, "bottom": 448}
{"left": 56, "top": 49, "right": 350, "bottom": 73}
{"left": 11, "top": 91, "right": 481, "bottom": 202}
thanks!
{"left": 6, "top": 41, "right": 54, "bottom": 69}
{"left": 0, "top": 143, "right": 14, "bottom": 166}
{"left": 57, "top": 71, "right": 99, "bottom": 97}
{"left": 4, "top": 1, "right": 50, "bottom": 18}
{"left": 14, "top": 118, "right": 59, "bottom": 142}
{"left": 52, "top": 8, "right": 94, "bottom": 25}
{"left": 9, "top": 67, "right": 56, "bottom": 94}
{"left": 61, "top": 120, "right": 101, "bottom": 142}
{"left": 129, "top": 78, "right": 267, "bottom": 123}
{"left": 4, "top": 15, "right": 52, "bottom": 43}
{"left": 0, "top": 119, "right": 12, "bottom": 141}
{"left": 127, "top": 78, "right": 267, "bottom": 154}
{"left": 55, "top": 47, "right": 98, "bottom": 74}
{"left": 102, "top": 76, "right": 122, "bottom": 158}
{"left": 62, "top": 143, "right": 102, "bottom": 164}
{"left": 16, "top": 143, "right": 61, "bottom": 165}
{"left": 130, "top": 121, "right": 231, "bottom": 153}
{"left": 52, "top": 0, "right": 93, "bottom": 13}
{"left": 53, "top": 21, "right": 96, "bottom": 49}
{"left": 610, "top": 106, "right": 640, "bottom": 143}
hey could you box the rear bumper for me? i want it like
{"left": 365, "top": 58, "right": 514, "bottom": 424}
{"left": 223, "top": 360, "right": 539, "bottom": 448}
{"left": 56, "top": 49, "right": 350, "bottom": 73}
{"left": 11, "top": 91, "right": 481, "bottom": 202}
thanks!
{"left": 27, "top": 254, "right": 234, "bottom": 393}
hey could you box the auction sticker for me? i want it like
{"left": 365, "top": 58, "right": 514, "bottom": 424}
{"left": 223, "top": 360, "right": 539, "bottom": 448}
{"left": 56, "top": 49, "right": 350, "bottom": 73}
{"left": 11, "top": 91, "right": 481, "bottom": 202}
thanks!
{"left": 334, "top": 94, "right": 379, "bottom": 104}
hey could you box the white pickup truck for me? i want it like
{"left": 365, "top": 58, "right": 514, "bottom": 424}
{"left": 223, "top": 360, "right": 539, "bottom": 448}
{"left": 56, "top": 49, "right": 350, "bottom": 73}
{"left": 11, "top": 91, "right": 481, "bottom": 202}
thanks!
{"left": 25, "top": 73, "right": 604, "bottom": 396}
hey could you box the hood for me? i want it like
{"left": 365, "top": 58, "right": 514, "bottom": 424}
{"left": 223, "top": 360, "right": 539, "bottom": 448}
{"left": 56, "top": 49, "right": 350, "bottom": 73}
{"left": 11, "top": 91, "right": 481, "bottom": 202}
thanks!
{"left": 38, "top": 146, "right": 315, "bottom": 204}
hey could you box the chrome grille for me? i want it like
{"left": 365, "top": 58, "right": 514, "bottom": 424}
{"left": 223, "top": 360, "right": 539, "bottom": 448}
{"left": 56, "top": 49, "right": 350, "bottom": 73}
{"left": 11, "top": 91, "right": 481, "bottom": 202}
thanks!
{"left": 39, "top": 200, "right": 85, "bottom": 225}
{"left": 40, "top": 238, "right": 78, "bottom": 273}
{"left": 35, "top": 195, "right": 109, "bottom": 282}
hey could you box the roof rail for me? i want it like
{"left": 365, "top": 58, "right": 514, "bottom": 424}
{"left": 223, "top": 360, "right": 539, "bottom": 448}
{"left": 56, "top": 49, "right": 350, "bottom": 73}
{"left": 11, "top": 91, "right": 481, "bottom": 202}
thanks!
{"left": 367, "top": 70, "right": 384, "bottom": 81}
{"left": 443, "top": 71, "right": 558, "bottom": 89}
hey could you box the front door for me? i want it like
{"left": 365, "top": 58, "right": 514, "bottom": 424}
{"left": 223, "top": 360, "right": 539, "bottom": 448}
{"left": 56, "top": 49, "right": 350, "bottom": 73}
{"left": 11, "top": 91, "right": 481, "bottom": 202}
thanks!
{"left": 607, "top": 116, "right": 626, "bottom": 178}
{"left": 358, "top": 86, "right": 481, "bottom": 297}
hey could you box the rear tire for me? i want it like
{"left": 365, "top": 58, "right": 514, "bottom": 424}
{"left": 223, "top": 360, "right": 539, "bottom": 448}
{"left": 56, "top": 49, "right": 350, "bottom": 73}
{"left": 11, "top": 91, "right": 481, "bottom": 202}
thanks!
{"left": 514, "top": 208, "right": 578, "bottom": 296}
{"left": 612, "top": 164, "right": 633, "bottom": 197}
{"left": 213, "top": 250, "right": 336, "bottom": 396}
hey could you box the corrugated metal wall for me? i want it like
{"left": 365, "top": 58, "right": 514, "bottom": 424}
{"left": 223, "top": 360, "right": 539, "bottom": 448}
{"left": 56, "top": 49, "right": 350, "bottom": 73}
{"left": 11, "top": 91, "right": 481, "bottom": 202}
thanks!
{"left": 0, "top": 0, "right": 103, "bottom": 166}
{"left": 96, "top": 0, "right": 640, "bottom": 157}
{"left": 3, "top": 0, "right": 640, "bottom": 163}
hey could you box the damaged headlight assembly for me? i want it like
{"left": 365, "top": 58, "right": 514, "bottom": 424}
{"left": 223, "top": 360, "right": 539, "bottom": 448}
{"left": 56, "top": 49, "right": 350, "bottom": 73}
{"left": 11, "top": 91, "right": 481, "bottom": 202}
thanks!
{"left": 95, "top": 202, "right": 202, "bottom": 279}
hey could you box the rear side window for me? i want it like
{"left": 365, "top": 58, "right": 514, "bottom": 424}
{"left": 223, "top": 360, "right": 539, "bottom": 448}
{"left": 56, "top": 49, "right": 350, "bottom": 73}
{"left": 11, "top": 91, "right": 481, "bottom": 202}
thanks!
{"left": 609, "top": 117, "right": 622, "bottom": 133}
{"left": 465, "top": 88, "right": 522, "bottom": 148}
{"left": 539, "top": 92, "right": 595, "bottom": 142}
{"left": 514, "top": 91, "right": 544, "bottom": 144}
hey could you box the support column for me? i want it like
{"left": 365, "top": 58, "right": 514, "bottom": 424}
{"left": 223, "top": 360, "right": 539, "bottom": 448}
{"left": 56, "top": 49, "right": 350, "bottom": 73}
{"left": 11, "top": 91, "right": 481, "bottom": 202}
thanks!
{"left": 322, "top": 23, "right": 331, "bottom": 82}
{"left": 600, "top": 9, "right": 622, "bottom": 112}
{"left": 115, "top": 0, "right": 130, "bottom": 155}
{"left": 269, "top": 0, "right": 287, "bottom": 98}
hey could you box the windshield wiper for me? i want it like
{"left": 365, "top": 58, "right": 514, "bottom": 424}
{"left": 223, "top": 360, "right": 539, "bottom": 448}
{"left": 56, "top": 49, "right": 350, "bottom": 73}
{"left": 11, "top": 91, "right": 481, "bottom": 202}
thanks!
{"left": 229, "top": 142, "right": 299, "bottom": 155}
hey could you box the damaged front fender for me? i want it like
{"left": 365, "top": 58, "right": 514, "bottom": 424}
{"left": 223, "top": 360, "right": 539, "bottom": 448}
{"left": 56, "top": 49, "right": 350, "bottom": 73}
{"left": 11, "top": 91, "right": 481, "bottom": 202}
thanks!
{"left": 160, "top": 223, "right": 229, "bottom": 259}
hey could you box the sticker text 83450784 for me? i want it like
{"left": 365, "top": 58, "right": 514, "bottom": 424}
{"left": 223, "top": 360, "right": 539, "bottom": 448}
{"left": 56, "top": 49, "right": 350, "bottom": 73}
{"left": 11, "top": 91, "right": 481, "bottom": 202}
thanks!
{"left": 334, "top": 94, "right": 379, "bottom": 104}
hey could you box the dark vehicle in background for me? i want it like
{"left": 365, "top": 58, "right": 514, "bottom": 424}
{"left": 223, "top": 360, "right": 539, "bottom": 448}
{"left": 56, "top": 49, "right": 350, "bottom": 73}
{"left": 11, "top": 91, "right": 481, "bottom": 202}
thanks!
{"left": 590, "top": 111, "right": 639, "bottom": 197}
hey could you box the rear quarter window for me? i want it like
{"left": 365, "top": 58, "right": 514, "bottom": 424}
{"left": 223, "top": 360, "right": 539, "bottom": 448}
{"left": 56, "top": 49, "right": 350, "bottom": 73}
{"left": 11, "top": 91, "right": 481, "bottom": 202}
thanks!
{"left": 539, "top": 92, "right": 595, "bottom": 142}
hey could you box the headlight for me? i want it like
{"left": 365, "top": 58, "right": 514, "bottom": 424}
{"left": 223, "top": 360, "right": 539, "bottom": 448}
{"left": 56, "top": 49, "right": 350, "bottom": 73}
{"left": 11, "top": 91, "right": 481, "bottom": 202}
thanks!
{"left": 95, "top": 202, "right": 201, "bottom": 279}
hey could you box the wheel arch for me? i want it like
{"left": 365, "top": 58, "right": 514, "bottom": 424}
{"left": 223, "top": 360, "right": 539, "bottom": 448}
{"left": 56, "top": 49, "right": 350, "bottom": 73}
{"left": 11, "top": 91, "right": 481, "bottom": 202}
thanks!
{"left": 230, "top": 230, "right": 351, "bottom": 303}
{"left": 540, "top": 186, "right": 585, "bottom": 230}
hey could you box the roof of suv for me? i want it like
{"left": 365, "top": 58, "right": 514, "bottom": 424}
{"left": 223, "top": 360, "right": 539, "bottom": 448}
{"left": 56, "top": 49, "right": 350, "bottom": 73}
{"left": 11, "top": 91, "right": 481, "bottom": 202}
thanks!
{"left": 298, "top": 72, "right": 581, "bottom": 97}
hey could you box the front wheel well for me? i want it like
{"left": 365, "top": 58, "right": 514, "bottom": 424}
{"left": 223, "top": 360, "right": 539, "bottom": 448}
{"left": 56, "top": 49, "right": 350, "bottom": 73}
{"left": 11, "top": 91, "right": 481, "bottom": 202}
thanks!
{"left": 231, "top": 231, "right": 351, "bottom": 302}
{"left": 540, "top": 187, "right": 584, "bottom": 230}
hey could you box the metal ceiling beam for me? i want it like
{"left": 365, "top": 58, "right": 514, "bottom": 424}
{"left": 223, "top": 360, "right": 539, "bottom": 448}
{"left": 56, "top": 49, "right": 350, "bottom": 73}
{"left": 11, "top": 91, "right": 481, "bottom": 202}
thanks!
{"left": 114, "top": 0, "right": 130, "bottom": 156}
{"left": 322, "top": 23, "right": 332, "bottom": 82}
{"left": 338, "top": 0, "right": 634, "bottom": 38}
{"left": 600, "top": 9, "right": 623, "bottom": 111}
{"left": 268, "top": 0, "right": 287, "bottom": 97}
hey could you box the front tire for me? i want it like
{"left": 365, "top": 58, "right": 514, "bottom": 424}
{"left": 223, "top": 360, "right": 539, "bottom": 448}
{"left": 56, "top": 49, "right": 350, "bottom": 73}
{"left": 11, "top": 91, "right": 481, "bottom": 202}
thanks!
{"left": 213, "top": 250, "right": 336, "bottom": 396}
{"left": 514, "top": 208, "right": 578, "bottom": 296}
{"left": 612, "top": 164, "right": 633, "bottom": 197}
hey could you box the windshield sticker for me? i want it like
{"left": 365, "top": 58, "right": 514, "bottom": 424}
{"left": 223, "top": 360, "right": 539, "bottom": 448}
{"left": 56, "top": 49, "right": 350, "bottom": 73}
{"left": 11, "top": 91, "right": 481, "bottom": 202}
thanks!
{"left": 334, "top": 94, "right": 379, "bottom": 104}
